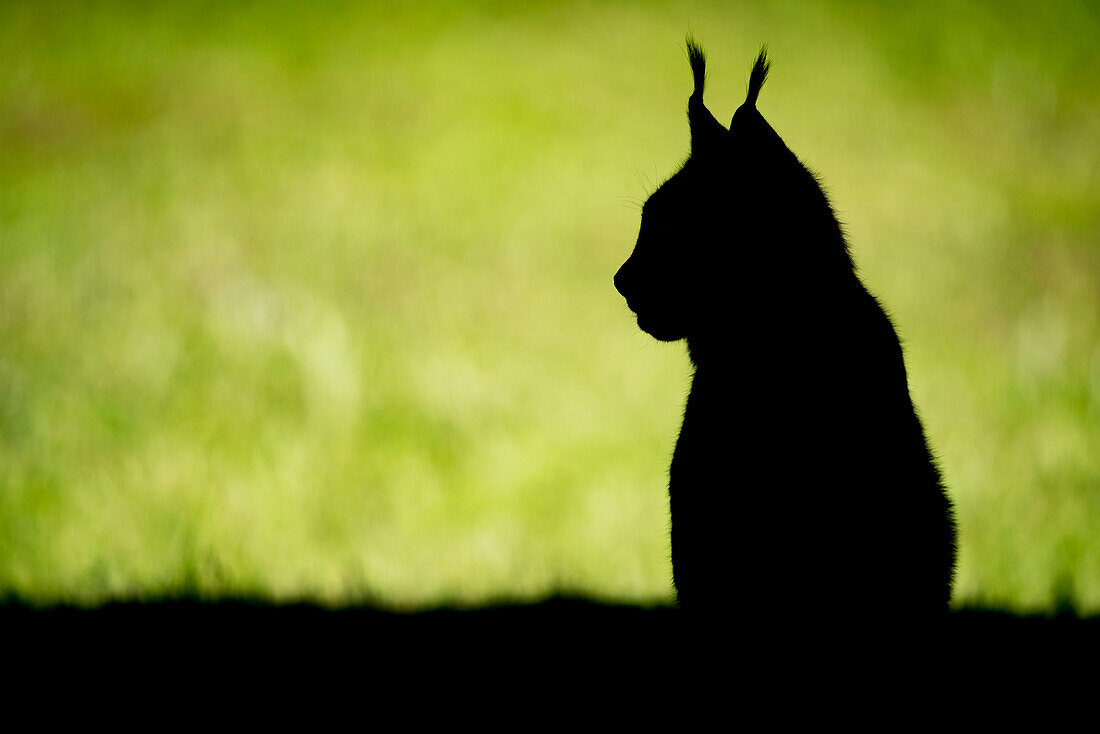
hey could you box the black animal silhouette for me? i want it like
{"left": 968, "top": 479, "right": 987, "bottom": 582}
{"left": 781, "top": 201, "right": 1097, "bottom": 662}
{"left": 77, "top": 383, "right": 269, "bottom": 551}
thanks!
{"left": 614, "top": 41, "right": 956, "bottom": 623}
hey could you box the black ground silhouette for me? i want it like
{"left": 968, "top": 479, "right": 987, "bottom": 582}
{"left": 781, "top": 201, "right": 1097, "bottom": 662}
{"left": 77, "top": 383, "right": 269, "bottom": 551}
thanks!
{"left": 7, "top": 598, "right": 1093, "bottom": 705}
{"left": 615, "top": 40, "right": 956, "bottom": 624}
{"left": 6, "top": 597, "right": 1098, "bottom": 668}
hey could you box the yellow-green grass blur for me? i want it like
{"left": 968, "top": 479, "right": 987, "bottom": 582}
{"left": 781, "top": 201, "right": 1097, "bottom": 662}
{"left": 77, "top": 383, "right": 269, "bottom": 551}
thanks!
{"left": 2, "top": 1, "right": 1098, "bottom": 612}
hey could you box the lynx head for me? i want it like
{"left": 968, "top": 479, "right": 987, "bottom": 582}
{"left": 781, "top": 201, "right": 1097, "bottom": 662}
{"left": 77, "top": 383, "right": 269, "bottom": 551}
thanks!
{"left": 614, "top": 40, "right": 846, "bottom": 344}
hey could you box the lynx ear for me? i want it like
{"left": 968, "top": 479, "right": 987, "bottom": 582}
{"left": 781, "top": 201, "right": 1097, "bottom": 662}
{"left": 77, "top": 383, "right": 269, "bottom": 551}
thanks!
{"left": 731, "top": 48, "right": 770, "bottom": 130}
{"left": 686, "top": 38, "right": 727, "bottom": 154}
{"left": 730, "top": 46, "right": 785, "bottom": 150}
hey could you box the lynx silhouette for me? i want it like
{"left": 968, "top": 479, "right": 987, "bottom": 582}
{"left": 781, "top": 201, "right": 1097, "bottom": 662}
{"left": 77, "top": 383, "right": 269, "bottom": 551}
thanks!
{"left": 615, "top": 41, "right": 956, "bottom": 621}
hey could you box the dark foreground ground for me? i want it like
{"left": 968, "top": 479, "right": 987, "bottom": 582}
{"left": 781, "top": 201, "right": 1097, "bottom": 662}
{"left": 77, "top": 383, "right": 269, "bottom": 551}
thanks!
{"left": 5, "top": 598, "right": 1097, "bottom": 708}
{"left": 7, "top": 596, "right": 1098, "bottom": 657}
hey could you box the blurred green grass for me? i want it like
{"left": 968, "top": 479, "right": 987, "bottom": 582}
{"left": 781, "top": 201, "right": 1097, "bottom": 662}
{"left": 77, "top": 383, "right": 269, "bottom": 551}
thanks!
{"left": 1, "top": 0, "right": 1097, "bottom": 612}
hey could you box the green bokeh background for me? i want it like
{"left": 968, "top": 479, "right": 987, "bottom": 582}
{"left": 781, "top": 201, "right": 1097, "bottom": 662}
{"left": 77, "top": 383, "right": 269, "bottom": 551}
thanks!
{"left": 2, "top": 0, "right": 1097, "bottom": 612}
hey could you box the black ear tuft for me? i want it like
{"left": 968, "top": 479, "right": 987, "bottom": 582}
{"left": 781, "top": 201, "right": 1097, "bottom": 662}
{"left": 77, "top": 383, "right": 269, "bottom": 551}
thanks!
{"left": 685, "top": 35, "right": 728, "bottom": 154}
{"left": 745, "top": 46, "right": 770, "bottom": 107}
{"left": 686, "top": 35, "right": 707, "bottom": 99}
